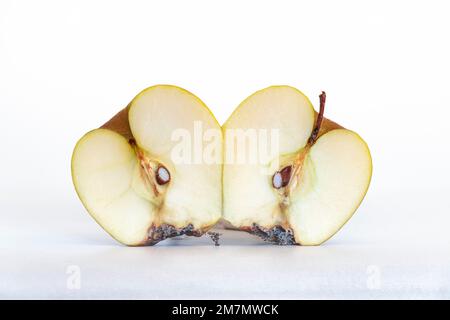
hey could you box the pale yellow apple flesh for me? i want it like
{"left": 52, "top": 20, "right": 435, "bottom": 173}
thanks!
{"left": 72, "top": 85, "right": 222, "bottom": 246}
{"left": 222, "top": 86, "right": 372, "bottom": 245}
{"left": 223, "top": 86, "right": 315, "bottom": 229}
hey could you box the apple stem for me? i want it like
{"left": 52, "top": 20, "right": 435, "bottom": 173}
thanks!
{"left": 308, "top": 91, "right": 326, "bottom": 145}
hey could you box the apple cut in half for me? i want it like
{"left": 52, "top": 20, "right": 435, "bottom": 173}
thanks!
{"left": 72, "top": 85, "right": 222, "bottom": 245}
{"left": 223, "top": 86, "right": 372, "bottom": 245}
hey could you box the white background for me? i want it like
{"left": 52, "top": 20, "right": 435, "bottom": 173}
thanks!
{"left": 1, "top": 0, "right": 449, "bottom": 299}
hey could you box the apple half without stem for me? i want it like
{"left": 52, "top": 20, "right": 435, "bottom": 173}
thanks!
{"left": 71, "top": 85, "right": 223, "bottom": 245}
{"left": 223, "top": 86, "right": 372, "bottom": 245}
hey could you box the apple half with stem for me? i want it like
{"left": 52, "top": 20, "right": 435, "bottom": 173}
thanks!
{"left": 71, "top": 85, "right": 222, "bottom": 245}
{"left": 223, "top": 86, "right": 372, "bottom": 245}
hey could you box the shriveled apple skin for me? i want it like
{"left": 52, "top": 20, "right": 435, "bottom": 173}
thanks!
{"left": 72, "top": 85, "right": 222, "bottom": 246}
{"left": 101, "top": 105, "right": 133, "bottom": 141}
{"left": 223, "top": 86, "right": 372, "bottom": 245}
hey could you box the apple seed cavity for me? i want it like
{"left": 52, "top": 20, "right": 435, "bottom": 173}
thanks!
{"left": 282, "top": 91, "right": 327, "bottom": 194}
{"left": 128, "top": 139, "right": 170, "bottom": 194}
